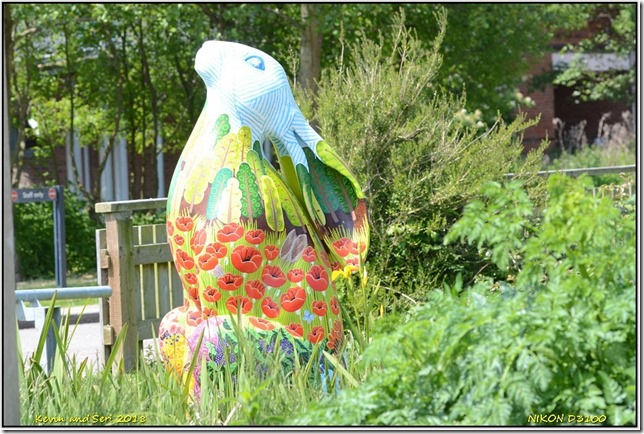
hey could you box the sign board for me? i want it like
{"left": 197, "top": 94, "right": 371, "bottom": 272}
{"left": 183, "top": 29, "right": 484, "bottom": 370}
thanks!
{"left": 11, "top": 187, "right": 57, "bottom": 203}
{"left": 11, "top": 186, "right": 67, "bottom": 287}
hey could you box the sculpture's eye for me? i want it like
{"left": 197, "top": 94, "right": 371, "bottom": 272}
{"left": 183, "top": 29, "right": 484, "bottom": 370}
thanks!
{"left": 244, "top": 55, "right": 265, "bottom": 71}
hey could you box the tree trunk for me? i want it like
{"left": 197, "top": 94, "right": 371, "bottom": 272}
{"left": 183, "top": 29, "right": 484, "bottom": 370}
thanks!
{"left": 298, "top": 4, "right": 322, "bottom": 95}
{"left": 138, "top": 17, "right": 159, "bottom": 198}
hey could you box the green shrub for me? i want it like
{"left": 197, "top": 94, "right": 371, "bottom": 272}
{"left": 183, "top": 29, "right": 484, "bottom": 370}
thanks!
{"left": 294, "top": 175, "right": 635, "bottom": 425}
{"left": 300, "top": 11, "right": 546, "bottom": 303}
{"left": 13, "top": 189, "right": 99, "bottom": 280}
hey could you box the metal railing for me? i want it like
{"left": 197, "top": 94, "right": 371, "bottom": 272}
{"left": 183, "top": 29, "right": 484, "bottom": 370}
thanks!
{"left": 16, "top": 286, "right": 112, "bottom": 374}
{"left": 506, "top": 164, "right": 636, "bottom": 178}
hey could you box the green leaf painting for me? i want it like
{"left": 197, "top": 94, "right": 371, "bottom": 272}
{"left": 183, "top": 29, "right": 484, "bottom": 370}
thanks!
{"left": 245, "top": 149, "right": 266, "bottom": 178}
{"left": 216, "top": 177, "right": 242, "bottom": 223}
{"left": 214, "top": 113, "right": 231, "bottom": 140}
{"left": 315, "top": 140, "right": 364, "bottom": 199}
{"left": 303, "top": 147, "right": 340, "bottom": 218}
{"left": 213, "top": 132, "right": 241, "bottom": 171}
{"left": 259, "top": 175, "right": 285, "bottom": 232}
{"left": 237, "top": 126, "right": 253, "bottom": 159}
{"left": 206, "top": 168, "right": 234, "bottom": 220}
{"left": 252, "top": 140, "right": 263, "bottom": 157}
{"left": 332, "top": 169, "right": 359, "bottom": 214}
{"left": 183, "top": 154, "right": 218, "bottom": 206}
{"left": 296, "top": 163, "right": 326, "bottom": 227}
{"left": 266, "top": 164, "right": 305, "bottom": 227}
{"left": 237, "top": 163, "right": 263, "bottom": 220}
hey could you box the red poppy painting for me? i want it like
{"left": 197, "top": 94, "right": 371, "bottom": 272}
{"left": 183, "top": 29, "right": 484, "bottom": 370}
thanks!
{"left": 264, "top": 245, "right": 279, "bottom": 261}
{"left": 187, "top": 310, "right": 206, "bottom": 327}
{"left": 249, "top": 316, "right": 275, "bottom": 331}
{"left": 184, "top": 272, "right": 198, "bottom": 285}
{"left": 280, "top": 286, "right": 306, "bottom": 312}
{"left": 287, "top": 268, "right": 304, "bottom": 283}
{"left": 330, "top": 296, "right": 340, "bottom": 315}
{"left": 311, "top": 300, "right": 327, "bottom": 317}
{"left": 306, "top": 265, "right": 329, "bottom": 292}
{"left": 231, "top": 245, "right": 262, "bottom": 273}
{"left": 190, "top": 229, "right": 207, "bottom": 255}
{"left": 245, "top": 280, "right": 266, "bottom": 299}
{"left": 174, "top": 234, "right": 185, "bottom": 246}
{"left": 261, "top": 297, "right": 280, "bottom": 318}
{"left": 186, "top": 285, "right": 199, "bottom": 302}
{"left": 226, "top": 296, "right": 252, "bottom": 314}
{"left": 332, "top": 237, "right": 352, "bottom": 257}
{"left": 262, "top": 265, "right": 287, "bottom": 287}
{"left": 203, "top": 307, "right": 217, "bottom": 317}
{"left": 217, "top": 273, "right": 243, "bottom": 291}
{"left": 301, "top": 246, "right": 317, "bottom": 262}
{"left": 175, "top": 216, "right": 194, "bottom": 232}
{"left": 217, "top": 223, "right": 244, "bottom": 243}
{"left": 198, "top": 253, "right": 218, "bottom": 271}
{"left": 245, "top": 229, "right": 265, "bottom": 244}
{"left": 285, "top": 322, "right": 304, "bottom": 338}
{"left": 308, "top": 326, "right": 325, "bottom": 344}
{"left": 203, "top": 285, "right": 221, "bottom": 303}
{"left": 175, "top": 249, "right": 195, "bottom": 270}
{"left": 206, "top": 242, "right": 228, "bottom": 259}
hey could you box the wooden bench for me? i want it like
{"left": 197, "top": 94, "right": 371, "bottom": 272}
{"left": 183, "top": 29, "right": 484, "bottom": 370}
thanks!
{"left": 95, "top": 198, "right": 183, "bottom": 370}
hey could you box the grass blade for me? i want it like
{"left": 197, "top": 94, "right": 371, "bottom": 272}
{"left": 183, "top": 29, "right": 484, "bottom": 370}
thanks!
{"left": 322, "top": 350, "right": 359, "bottom": 388}
{"left": 101, "top": 322, "right": 128, "bottom": 389}
{"left": 182, "top": 327, "right": 205, "bottom": 401}
{"left": 30, "top": 292, "right": 58, "bottom": 370}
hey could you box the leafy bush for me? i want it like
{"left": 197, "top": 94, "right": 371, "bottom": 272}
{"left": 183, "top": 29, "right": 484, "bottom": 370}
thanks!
{"left": 300, "top": 11, "right": 545, "bottom": 302}
{"left": 294, "top": 175, "right": 635, "bottom": 425}
{"left": 13, "top": 189, "right": 99, "bottom": 280}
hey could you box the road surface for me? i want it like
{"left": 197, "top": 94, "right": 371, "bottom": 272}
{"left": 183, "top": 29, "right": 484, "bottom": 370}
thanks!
{"left": 17, "top": 304, "right": 157, "bottom": 371}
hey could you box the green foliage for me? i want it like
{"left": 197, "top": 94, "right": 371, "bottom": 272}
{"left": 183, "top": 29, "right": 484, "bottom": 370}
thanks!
{"left": 294, "top": 175, "right": 635, "bottom": 425}
{"left": 550, "top": 4, "right": 636, "bottom": 104}
{"left": 131, "top": 208, "right": 167, "bottom": 226}
{"left": 444, "top": 180, "right": 534, "bottom": 274}
{"left": 312, "top": 4, "right": 552, "bottom": 122}
{"left": 13, "top": 189, "right": 99, "bottom": 279}
{"left": 305, "top": 12, "right": 545, "bottom": 301}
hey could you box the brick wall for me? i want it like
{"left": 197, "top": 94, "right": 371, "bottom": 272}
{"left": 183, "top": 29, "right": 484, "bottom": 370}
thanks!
{"left": 18, "top": 144, "right": 183, "bottom": 201}
{"left": 519, "top": 54, "right": 555, "bottom": 153}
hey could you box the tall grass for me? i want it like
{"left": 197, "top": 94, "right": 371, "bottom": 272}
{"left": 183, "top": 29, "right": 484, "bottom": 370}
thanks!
{"left": 18, "top": 283, "right": 377, "bottom": 426}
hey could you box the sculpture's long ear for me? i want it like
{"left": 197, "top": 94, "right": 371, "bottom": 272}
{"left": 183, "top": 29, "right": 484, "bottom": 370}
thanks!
{"left": 284, "top": 112, "right": 369, "bottom": 275}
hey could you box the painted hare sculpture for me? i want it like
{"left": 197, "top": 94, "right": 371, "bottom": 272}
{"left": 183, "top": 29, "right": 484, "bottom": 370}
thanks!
{"left": 158, "top": 41, "right": 369, "bottom": 394}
